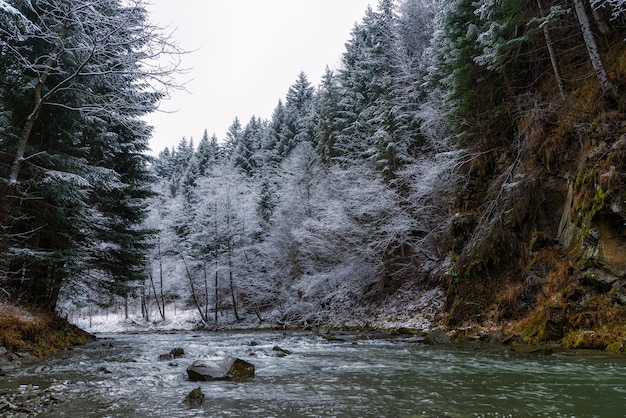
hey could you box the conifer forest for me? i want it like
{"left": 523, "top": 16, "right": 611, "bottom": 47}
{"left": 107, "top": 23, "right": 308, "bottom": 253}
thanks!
{"left": 2, "top": 0, "right": 626, "bottom": 347}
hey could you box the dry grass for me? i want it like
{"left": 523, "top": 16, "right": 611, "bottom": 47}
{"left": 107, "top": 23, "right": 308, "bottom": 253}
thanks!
{"left": 0, "top": 303, "right": 92, "bottom": 357}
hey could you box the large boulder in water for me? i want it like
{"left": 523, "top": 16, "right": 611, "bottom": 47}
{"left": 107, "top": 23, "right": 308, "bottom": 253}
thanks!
{"left": 187, "top": 357, "right": 255, "bottom": 381}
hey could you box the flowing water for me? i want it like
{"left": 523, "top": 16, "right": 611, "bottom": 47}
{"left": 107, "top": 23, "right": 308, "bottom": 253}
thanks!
{"left": 1, "top": 330, "right": 625, "bottom": 417}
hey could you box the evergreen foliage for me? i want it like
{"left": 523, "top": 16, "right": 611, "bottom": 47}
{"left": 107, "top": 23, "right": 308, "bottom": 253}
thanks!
{"left": 144, "top": 0, "right": 454, "bottom": 326}
{"left": 7, "top": 0, "right": 623, "bottom": 331}
{"left": 0, "top": 0, "right": 177, "bottom": 309}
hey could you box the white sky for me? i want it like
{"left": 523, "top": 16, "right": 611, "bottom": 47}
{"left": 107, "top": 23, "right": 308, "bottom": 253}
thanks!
{"left": 144, "top": 1, "right": 373, "bottom": 155}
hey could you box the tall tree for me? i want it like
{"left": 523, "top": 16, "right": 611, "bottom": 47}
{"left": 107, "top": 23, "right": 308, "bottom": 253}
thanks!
{"left": 573, "top": 0, "right": 615, "bottom": 95}
{"left": 279, "top": 72, "right": 317, "bottom": 158}
{"left": 335, "top": 0, "right": 402, "bottom": 180}
{"left": 0, "top": 0, "right": 179, "bottom": 309}
{"left": 315, "top": 67, "right": 342, "bottom": 165}
{"left": 196, "top": 130, "right": 220, "bottom": 175}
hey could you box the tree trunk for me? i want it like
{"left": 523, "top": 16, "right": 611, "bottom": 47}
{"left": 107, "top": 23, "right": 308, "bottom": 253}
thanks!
{"left": 141, "top": 277, "right": 149, "bottom": 321}
{"left": 537, "top": 0, "right": 566, "bottom": 98}
{"left": 591, "top": 2, "right": 611, "bottom": 36}
{"left": 214, "top": 268, "right": 219, "bottom": 324}
{"left": 228, "top": 243, "right": 240, "bottom": 321}
{"left": 149, "top": 269, "right": 162, "bottom": 321}
{"left": 158, "top": 237, "right": 165, "bottom": 320}
{"left": 203, "top": 265, "right": 209, "bottom": 322}
{"left": 573, "top": 0, "right": 615, "bottom": 95}
{"left": 179, "top": 248, "right": 208, "bottom": 323}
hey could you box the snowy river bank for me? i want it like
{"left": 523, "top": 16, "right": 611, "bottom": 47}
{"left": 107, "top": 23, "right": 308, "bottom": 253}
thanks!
{"left": 1, "top": 330, "right": 625, "bottom": 417}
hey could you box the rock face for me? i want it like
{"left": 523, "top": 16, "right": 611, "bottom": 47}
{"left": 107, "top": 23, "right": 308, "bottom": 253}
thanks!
{"left": 186, "top": 358, "right": 255, "bottom": 381}
{"left": 577, "top": 214, "right": 626, "bottom": 305}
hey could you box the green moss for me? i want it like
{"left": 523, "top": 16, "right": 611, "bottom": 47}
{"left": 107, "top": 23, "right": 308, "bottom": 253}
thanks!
{"left": 562, "top": 330, "right": 605, "bottom": 350}
{"left": 605, "top": 341, "right": 625, "bottom": 354}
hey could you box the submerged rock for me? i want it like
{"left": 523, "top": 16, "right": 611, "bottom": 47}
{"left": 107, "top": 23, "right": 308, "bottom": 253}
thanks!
{"left": 272, "top": 345, "right": 292, "bottom": 357}
{"left": 183, "top": 387, "right": 204, "bottom": 408}
{"left": 186, "top": 357, "right": 255, "bottom": 381}
{"left": 423, "top": 328, "right": 451, "bottom": 345}
{"left": 159, "top": 347, "right": 185, "bottom": 361}
{"left": 170, "top": 347, "right": 185, "bottom": 358}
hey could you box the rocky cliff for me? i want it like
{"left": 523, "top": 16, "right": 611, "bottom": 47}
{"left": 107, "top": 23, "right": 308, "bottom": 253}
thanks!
{"left": 442, "top": 41, "right": 626, "bottom": 351}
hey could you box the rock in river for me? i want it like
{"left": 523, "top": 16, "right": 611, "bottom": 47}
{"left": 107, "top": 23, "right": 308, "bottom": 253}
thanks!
{"left": 423, "top": 328, "right": 451, "bottom": 345}
{"left": 183, "top": 387, "right": 204, "bottom": 408}
{"left": 159, "top": 347, "right": 185, "bottom": 361}
{"left": 187, "top": 357, "right": 255, "bottom": 381}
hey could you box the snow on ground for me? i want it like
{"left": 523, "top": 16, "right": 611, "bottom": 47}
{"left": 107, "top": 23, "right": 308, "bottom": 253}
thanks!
{"left": 67, "top": 307, "right": 201, "bottom": 334}
{"left": 66, "top": 286, "right": 445, "bottom": 334}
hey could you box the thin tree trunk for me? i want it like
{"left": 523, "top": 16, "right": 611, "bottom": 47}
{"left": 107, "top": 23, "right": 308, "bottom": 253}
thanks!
{"left": 573, "top": 0, "right": 615, "bottom": 95}
{"left": 149, "top": 269, "right": 163, "bottom": 321}
{"left": 203, "top": 265, "right": 209, "bottom": 322}
{"left": 227, "top": 238, "right": 239, "bottom": 321}
{"left": 141, "top": 276, "right": 149, "bottom": 321}
{"left": 537, "top": 0, "right": 566, "bottom": 98}
{"left": 225, "top": 192, "right": 239, "bottom": 321}
{"left": 158, "top": 237, "right": 165, "bottom": 320}
{"left": 229, "top": 268, "right": 239, "bottom": 321}
{"left": 214, "top": 268, "right": 219, "bottom": 324}
{"left": 213, "top": 201, "right": 219, "bottom": 324}
{"left": 179, "top": 247, "right": 207, "bottom": 323}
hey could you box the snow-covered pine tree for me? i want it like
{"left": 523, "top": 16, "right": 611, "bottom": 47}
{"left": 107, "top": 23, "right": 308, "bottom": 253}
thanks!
{"left": 0, "top": 0, "right": 179, "bottom": 309}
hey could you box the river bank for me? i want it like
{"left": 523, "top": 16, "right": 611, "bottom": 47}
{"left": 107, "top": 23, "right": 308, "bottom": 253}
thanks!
{"left": 0, "top": 304, "right": 95, "bottom": 370}
{"left": 0, "top": 304, "right": 95, "bottom": 417}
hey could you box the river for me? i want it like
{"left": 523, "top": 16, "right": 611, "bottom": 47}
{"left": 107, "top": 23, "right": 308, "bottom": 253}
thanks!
{"left": 1, "top": 330, "right": 625, "bottom": 417}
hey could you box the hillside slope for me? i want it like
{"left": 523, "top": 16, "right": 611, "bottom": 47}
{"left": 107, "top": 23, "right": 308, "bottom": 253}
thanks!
{"left": 441, "top": 24, "right": 626, "bottom": 351}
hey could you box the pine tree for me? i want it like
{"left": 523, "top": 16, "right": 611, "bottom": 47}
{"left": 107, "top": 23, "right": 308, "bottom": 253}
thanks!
{"left": 315, "top": 67, "right": 342, "bottom": 165}
{"left": 196, "top": 129, "right": 220, "bottom": 175}
{"left": 223, "top": 117, "right": 243, "bottom": 160}
{"left": 334, "top": 1, "right": 401, "bottom": 180}
{"left": 279, "top": 72, "right": 317, "bottom": 158}
{"left": 233, "top": 116, "right": 263, "bottom": 176}
{"left": 0, "top": 0, "right": 178, "bottom": 309}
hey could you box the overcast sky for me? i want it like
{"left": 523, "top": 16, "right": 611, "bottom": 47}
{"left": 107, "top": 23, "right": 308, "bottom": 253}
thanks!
{"left": 143, "top": 1, "right": 373, "bottom": 155}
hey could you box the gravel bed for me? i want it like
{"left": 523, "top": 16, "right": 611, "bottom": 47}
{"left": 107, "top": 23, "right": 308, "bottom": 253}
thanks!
{"left": 0, "top": 385, "right": 65, "bottom": 417}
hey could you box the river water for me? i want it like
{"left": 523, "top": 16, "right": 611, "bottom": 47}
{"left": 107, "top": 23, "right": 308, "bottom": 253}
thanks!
{"left": 1, "top": 331, "right": 625, "bottom": 417}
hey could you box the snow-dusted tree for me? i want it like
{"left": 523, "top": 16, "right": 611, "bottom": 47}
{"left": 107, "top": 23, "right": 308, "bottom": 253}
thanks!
{"left": 222, "top": 117, "right": 243, "bottom": 160}
{"left": 259, "top": 100, "right": 288, "bottom": 167}
{"left": 252, "top": 145, "right": 422, "bottom": 325}
{"left": 233, "top": 116, "right": 264, "bottom": 176}
{"left": 277, "top": 72, "right": 317, "bottom": 159}
{"left": 246, "top": 143, "right": 323, "bottom": 321}
{"left": 392, "top": 0, "right": 440, "bottom": 156}
{"left": 0, "top": 0, "right": 179, "bottom": 309}
{"left": 315, "top": 67, "right": 342, "bottom": 165}
{"left": 334, "top": 0, "right": 408, "bottom": 181}
{"left": 573, "top": 0, "right": 615, "bottom": 95}
{"left": 196, "top": 130, "right": 220, "bottom": 175}
{"left": 185, "top": 164, "right": 260, "bottom": 323}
